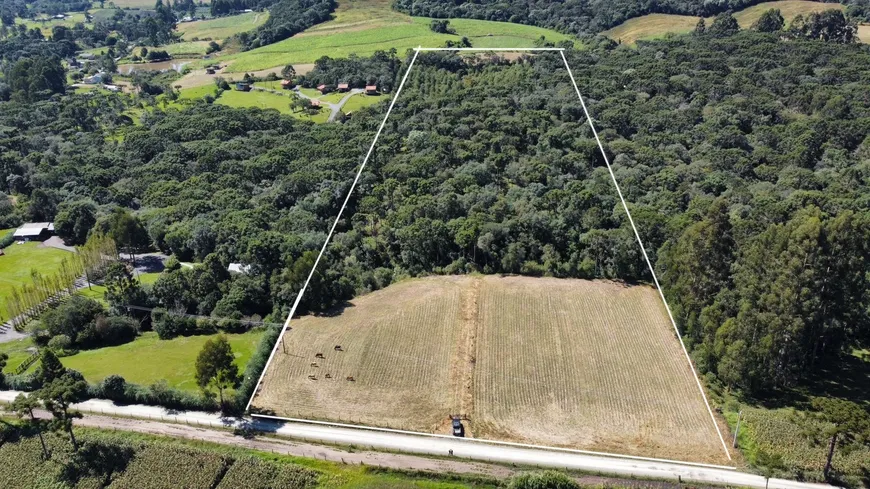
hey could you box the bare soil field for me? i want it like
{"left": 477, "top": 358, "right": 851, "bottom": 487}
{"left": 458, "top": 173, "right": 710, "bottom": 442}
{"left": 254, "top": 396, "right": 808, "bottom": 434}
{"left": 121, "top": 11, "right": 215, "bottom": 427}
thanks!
{"left": 251, "top": 275, "right": 728, "bottom": 464}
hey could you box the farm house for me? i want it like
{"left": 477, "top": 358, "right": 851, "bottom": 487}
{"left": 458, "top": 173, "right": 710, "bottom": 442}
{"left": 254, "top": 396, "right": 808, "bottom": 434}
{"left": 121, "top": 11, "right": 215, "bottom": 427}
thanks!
{"left": 13, "top": 222, "right": 54, "bottom": 242}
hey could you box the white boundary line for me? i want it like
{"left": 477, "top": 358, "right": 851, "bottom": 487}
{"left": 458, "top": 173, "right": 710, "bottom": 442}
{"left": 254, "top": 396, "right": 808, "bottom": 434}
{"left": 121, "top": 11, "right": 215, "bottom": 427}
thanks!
{"left": 245, "top": 46, "right": 733, "bottom": 466}
{"left": 243, "top": 47, "right": 422, "bottom": 412}
{"left": 251, "top": 412, "right": 737, "bottom": 470}
{"left": 559, "top": 50, "right": 732, "bottom": 461}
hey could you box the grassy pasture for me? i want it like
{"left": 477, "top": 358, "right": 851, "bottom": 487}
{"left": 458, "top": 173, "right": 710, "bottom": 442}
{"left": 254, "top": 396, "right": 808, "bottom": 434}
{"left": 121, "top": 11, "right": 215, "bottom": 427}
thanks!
{"left": 17, "top": 12, "right": 88, "bottom": 36}
{"left": 0, "top": 243, "right": 72, "bottom": 322}
{"left": 61, "top": 330, "right": 263, "bottom": 391}
{"left": 603, "top": 1, "right": 847, "bottom": 45}
{"left": 0, "top": 337, "right": 36, "bottom": 374}
{"left": 179, "top": 85, "right": 332, "bottom": 122}
{"left": 253, "top": 275, "right": 728, "bottom": 464}
{"left": 341, "top": 92, "right": 385, "bottom": 113}
{"left": 177, "top": 11, "right": 269, "bottom": 41}
{"left": 220, "top": 16, "right": 569, "bottom": 72}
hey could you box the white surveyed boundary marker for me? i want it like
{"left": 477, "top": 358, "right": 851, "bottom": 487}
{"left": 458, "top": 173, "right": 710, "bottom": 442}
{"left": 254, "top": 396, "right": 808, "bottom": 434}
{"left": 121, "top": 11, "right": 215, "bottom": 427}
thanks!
{"left": 246, "top": 46, "right": 733, "bottom": 465}
{"left": 559, "top": 50, "right": 732, "bottom": 461}
{"left": 243, "top": 47, "right": 422, "bottom": 413}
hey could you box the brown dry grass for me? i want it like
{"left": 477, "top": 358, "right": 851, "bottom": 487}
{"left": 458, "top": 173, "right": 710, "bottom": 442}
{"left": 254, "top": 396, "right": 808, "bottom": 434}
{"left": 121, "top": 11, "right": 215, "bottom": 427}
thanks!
{"left": 252, "top": 275, "right": 729, "bottom": 464}
{"left": 472, "top": 276, "right": 725, "bottom": 464}
{"left": 252, "top": 276, "right": 468, "bottom": 432}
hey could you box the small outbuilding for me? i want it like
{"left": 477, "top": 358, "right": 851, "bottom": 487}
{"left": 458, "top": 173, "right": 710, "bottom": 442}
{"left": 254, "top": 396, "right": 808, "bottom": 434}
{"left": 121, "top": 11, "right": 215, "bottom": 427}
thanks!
{"left": 83, "top": 73, "right": 104, "bottom": 85}
{"left": 228, "top": 263, "right": 252, "bottom": 274}
{"left": 365, "top": 85, "right": 378, "bottom": 95}
{"left": 337, "top": 82, "right": 349, "bottom": 92}
{"left": 310, "top": 99, "right": 321, "bottom": 107}
{"left": 280, "top": 79, "right": 293, "bottom": 89}
{"left": 205, "top": 67, "right": 215, "bottom": 75}
{"left": 317, "top": 84, "right": 330, "bottom": 94}
{"left": 13, "top": 222, "right": 54, "bottom": 242}
{"left": 236, "top": 81, "right": 252, "bottom": 91}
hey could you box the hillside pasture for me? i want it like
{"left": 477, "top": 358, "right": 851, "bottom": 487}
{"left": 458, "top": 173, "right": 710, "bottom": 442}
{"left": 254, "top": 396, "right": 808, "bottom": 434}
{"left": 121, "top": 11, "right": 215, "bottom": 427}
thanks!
{"left": 252, "top": 275, "right": 728, "bottom": 463}
{"left": 603, "top": 1, "right": 847, "bottom": 45}
{"left": 177, "top": 11, "right": 269, "bottom": 41}
{"left": 17, "top": 12, "right": 88, "bottom": 36}
{"left": 215, "top": 15, "right": 571, "bottom": 72}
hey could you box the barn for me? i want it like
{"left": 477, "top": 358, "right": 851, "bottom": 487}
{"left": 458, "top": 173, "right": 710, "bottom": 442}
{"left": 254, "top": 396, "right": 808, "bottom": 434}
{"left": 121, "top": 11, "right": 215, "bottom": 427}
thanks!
{"left": 13, "top": 222, "right": 54, "bottom": 242}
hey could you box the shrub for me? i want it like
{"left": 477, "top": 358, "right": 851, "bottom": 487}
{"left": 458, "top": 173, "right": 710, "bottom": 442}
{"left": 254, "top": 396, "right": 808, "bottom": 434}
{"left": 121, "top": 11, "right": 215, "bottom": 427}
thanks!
{"left": 151, "top": 308, "right": 196, "bottom": 339}
{"left": 100, "top": 375, "right": 127, "bottom": 401}
{"left": 94, "top": 315, "right": 139, "bottom": 346}
{"left": 507, "top": 471, "right": 580, "bottom": 489}
{"left": 0, "top": 229, "right": 14, "bottom": 249}
{"left": 41, "top": 296, "right": 104, "bottom": 345}
{"left": 234, "top": 325, "right": 280, "bottom": 411}
{"left": 48, "top": 334, "right": 72, "bottom": 350}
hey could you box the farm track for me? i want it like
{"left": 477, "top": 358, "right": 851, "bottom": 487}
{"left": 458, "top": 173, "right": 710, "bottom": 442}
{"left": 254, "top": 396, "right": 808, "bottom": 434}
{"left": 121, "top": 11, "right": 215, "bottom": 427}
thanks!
{"left": 253, "top": 275, "right": 729, "bottom": 463}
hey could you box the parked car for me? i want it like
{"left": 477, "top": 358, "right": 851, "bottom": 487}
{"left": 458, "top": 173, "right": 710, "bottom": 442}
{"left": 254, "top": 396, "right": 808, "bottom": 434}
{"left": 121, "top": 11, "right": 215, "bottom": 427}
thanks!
{"left": 452, "top": 417, "right": 464, "bottom": 437}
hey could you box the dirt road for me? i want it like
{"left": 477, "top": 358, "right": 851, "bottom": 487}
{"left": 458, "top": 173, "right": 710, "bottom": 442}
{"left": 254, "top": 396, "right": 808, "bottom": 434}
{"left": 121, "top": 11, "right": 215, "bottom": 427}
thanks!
{"left": 64, "top": 413, "right": 516, "bottom": 478}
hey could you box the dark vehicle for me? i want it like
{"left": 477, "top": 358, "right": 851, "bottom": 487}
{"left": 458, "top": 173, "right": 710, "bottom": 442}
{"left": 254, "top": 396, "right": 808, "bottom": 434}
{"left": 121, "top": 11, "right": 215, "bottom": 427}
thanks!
{"left": 451, "top": 417, "right": 464, "bottom": 437}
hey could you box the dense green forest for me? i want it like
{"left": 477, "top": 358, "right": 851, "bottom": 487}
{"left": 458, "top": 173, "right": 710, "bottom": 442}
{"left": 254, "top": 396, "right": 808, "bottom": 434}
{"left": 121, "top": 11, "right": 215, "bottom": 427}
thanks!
{"left": 2, "top": 30, "right": 869, "bottom": 397}
{"left": 392, "top": 0, "right": 852, "bottom": 35}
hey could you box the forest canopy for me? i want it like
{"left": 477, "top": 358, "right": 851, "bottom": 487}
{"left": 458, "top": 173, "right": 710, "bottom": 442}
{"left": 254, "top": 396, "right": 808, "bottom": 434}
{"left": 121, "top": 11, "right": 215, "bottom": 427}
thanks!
{"left": 1, "top": 27, "right": 869, "bottom": 398}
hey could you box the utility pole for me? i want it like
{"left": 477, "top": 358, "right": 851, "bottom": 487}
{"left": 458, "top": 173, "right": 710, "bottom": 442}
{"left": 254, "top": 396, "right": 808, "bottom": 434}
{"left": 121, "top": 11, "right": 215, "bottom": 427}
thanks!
{"left": 733, "top": 410, "right": 742, "bottom": 448}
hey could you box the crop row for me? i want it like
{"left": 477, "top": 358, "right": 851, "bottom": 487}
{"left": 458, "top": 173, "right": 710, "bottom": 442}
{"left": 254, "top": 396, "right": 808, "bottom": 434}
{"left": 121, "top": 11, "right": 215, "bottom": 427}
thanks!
{"left": 0, "top": 432, "right": 319, "bottom": 489}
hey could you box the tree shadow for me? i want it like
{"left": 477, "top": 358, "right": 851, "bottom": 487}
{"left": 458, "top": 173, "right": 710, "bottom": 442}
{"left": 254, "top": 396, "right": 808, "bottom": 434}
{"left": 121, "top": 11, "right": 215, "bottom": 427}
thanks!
{"left": 131, "top": 255, "right": 165, "bottom": 274}
{"left": 749, "top": 348, "right": 870, "bottom": 410}
{"left": 312, "top": 300, "right": 355, "bottom": 318}
{"left": 803, "top": 349, "right": 870, "bottom": 406}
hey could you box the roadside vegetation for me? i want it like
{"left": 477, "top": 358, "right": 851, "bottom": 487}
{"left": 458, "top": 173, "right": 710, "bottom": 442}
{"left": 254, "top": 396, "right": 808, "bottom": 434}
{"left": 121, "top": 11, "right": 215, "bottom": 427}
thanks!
{"left": 0, "top": 422, "right": 613, "bottom": 488}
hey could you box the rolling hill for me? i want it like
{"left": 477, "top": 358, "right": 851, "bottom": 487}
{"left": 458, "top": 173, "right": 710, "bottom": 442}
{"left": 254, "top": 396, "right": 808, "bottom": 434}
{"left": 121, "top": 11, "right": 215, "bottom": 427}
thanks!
{"left": 603, "top": 1, "right": 848, "bottom": 45}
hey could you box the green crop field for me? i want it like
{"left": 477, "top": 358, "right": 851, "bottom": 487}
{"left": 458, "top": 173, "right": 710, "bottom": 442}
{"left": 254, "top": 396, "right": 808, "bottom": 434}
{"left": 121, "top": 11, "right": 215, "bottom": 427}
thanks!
{"left": 177, "top": 11, "right": 269, "bottom": 40}
{"left": 603, "top": 1, "right": 847, "bottom": 45}
{"left": 0, "top": 243, "right": 73, "bottom": 322}
{"left": 221, "top": 17, "right": 571, "bottom": 72}
{"left": 60, "top": 330, "right": 264, "bottom": 391}
{"left": 0, "top": 428, "right": 499, "bottom": 489}
{"left": 196, "top": 0, "right": 572, "bottom": 73}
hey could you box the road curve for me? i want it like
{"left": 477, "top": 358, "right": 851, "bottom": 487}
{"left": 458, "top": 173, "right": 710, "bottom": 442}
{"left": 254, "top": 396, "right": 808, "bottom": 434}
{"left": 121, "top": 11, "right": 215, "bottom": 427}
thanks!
{"left": 0, "top": 390, "right": 833, "bottom": 489}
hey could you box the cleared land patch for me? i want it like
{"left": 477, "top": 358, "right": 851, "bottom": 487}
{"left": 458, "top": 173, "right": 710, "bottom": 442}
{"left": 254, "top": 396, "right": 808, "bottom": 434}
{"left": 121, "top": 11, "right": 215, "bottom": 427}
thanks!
{"left": 253, "top": 275, "right": 727, "bottom": 463}
{"left": 177, "top": 12, "right": 269, "bottom": 40}
{"left": 603, "top": 1, "right": 847, "bottom": 45}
